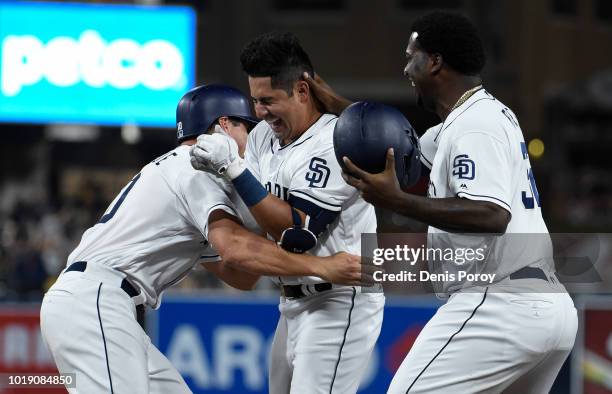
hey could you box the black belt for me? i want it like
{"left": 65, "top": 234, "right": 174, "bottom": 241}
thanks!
{"left": 282, "top": 283, "right": 332, "bottom": 299}
{"left": 65, "top": 261, "right": 141, "bottom": 298}
{"left": 509, "top": 266, "right": 550, "bottom": 282}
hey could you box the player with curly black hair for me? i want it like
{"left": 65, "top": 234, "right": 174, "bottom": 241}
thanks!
{"left": 306, "top": 11, "right": 577, "bottom": 394}
{"left": 407, "top": 11, "right": 486, "bottom": 113}
{"left": 411, "top": 11, "right": 486, "bottom": 75}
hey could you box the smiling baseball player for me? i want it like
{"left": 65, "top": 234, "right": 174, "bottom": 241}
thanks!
{"left": 308, "top": 12, "right": 577, "bottom": 394}
{"left": 190, "top": 33, "right": 384, "bottom": 394}
{"left": 39, "top": 84, "right": 369, "bottom": 394}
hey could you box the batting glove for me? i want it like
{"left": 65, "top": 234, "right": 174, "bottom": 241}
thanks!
{"left": 190, "top": 129, "right": 246, "bottom": 180}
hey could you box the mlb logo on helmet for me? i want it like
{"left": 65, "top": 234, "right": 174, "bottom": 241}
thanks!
{"left": 177, "top": 121, "right": 183, "bottom": 139}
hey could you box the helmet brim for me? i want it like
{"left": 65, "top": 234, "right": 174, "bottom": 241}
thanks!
{"left": 230, "top": 115, "right": 260, "bottom": 130}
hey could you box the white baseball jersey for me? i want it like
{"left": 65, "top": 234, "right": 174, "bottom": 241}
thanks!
{"left": 67, "top": 144, "right": 257, "bottom": 308}
{"left": 245, "top": 113, "right": 377, "bottom": 285}
{"left": 389, "top": 89, "right": 577, "bottom": 394}
{"left": 424, "top": 88, "right": 553, "bottom": 294}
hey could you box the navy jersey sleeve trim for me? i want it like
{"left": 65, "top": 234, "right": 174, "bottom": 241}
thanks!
{"left": 289, "top": 190, "right": 343, "bottom": 211}
{"left": 456, "top": 191, "right": 511, "bottom": 212}
{"left": 289, "top": 194, "right": 339, "bottom": 236}
{"left": 208, "top": 203, "right": 237, "bottom": 216}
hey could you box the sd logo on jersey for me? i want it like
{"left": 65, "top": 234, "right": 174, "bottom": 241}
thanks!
{"left": 305, "top": 157, "right": 330, "bottom": 188}
{"left": 452, "top": 154, "right": 475, "bottom": 180}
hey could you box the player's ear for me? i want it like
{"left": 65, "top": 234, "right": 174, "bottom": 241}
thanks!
{"left": 430, "top": 53, "right": 443, "bottom": 75}
{"left": 295, "top": 80, "right": 310, "bottom": 103}
{"left": 217, "top": 116, "right": 230, "bottom": 132}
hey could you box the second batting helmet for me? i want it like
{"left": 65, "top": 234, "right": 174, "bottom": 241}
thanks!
{"left": 176, "top": 84, "right": 258, "bottom": 142}
{"left": 333, "top": 101, "right": 421, "bottom": 189}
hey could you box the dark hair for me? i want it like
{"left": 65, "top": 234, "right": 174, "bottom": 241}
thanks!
{"left": 240, "top": 32, "right": 314, "bottom": 95}
{"left": 411, "top": 11, "right": 485, "bottom": 76}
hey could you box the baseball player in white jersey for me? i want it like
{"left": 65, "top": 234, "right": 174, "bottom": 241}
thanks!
{"left": 39, "top": 84, "right": 370, "bottom": 394}
{"left": 307, "top": 11, "right": 578, "bottom": 394}
{"left": 190, "top": 32, "right": 384, "bottom": 394}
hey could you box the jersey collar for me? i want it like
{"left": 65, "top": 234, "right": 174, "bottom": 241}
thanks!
{"left": 444, "top": 87, "right": 489, "bottom": 125}
{"left": 276, "top": 113, "right": 336, "bottom": 151}
{"left": 435, "top": 88, "right": 494, "bottom": 143}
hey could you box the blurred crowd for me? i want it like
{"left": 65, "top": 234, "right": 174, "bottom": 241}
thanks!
{"left": 0, "top": 199, "right": 92, "bottom": 301}
{"left": 0, "top": 180, "right": 255, "bottom": 302}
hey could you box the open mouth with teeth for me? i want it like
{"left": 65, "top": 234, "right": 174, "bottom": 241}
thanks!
{"left": 267, "top": 118, "right": 283, "bottom": 130}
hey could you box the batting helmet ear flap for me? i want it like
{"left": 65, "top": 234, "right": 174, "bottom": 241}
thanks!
{"left": 399, "top": 130, "right": 422, "bottom": 190}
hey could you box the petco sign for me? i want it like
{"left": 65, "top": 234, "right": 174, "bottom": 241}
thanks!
{"left": 2, "top": 30, "right": 185, "bottom": 96}
{"left": 0, "top": 2, "right": 195, "bottom": 126}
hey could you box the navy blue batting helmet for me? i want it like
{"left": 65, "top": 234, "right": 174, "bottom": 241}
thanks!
{"left": 333, "top": 101, "right": 421, "bottom": 189}
{"left": 176, "top": 84, "right": 258, "bottom": 142}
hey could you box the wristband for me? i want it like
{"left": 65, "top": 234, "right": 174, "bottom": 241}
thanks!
{"left": 224, "top": 158, "right": 247, "bottom": 180}
{"left": 232, "top": 169, "right": 268, "bottom": 207}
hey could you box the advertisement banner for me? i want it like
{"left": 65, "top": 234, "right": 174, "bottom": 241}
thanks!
{"left": 0, "top": 1, "right": 195, "bottom": 126}
{"left": 152, "top": 293, "right": 439, "bottom": 393}
{"left": 573, "top": 297, "right": 612, "bottom": 394}
{"left": 0, "top": 306, "right": 64, "bottom": 394}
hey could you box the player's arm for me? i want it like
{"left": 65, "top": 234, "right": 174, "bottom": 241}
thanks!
{"left": 383, "top": 187, "right": 509, "bottom": 233}
{"left": 244, "top": 147, "right": 347, "bottom": 246}
{"left": 343, "top": 132, "right": 512, "bottom": 234}
{"left": 191, "top": 135, "right": 345, "bottom": 248}
{"left": 206, "top": 209, "right": 368, "bottom": 285}
{"left": 238, "top": 123, "right": 298, "bottom": 240}
{"left": 345, "top": 153, "right": 509, "bottom": 233}
{"left": 201, "top": 261, "right": 260, "bottom": 291}
{"left": 246, "top": 194, "right": 306, "bottom": 241}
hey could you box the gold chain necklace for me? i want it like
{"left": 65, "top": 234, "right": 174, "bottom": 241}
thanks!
{"left": 450, "top": 85, "right": 483, "bottom": 112}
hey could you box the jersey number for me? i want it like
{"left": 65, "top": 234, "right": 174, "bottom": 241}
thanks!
{"left": 99, "top": 173, "right": 141, "bottom": 223}
{"left": 520, "top": 142, "right": 540, "bottom": 209}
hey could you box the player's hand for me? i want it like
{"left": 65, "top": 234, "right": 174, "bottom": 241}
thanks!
{"left": 342, "top": 148, "right": 403, "bottom": 208}
{"left": 190, "top": 129, "right": 245, "bottom": 180}
{"left": 303, "top": 72, "right": 352, "bottom": 115}
{"left": 317, "top": 252, "right": 378, "bottom": 287}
